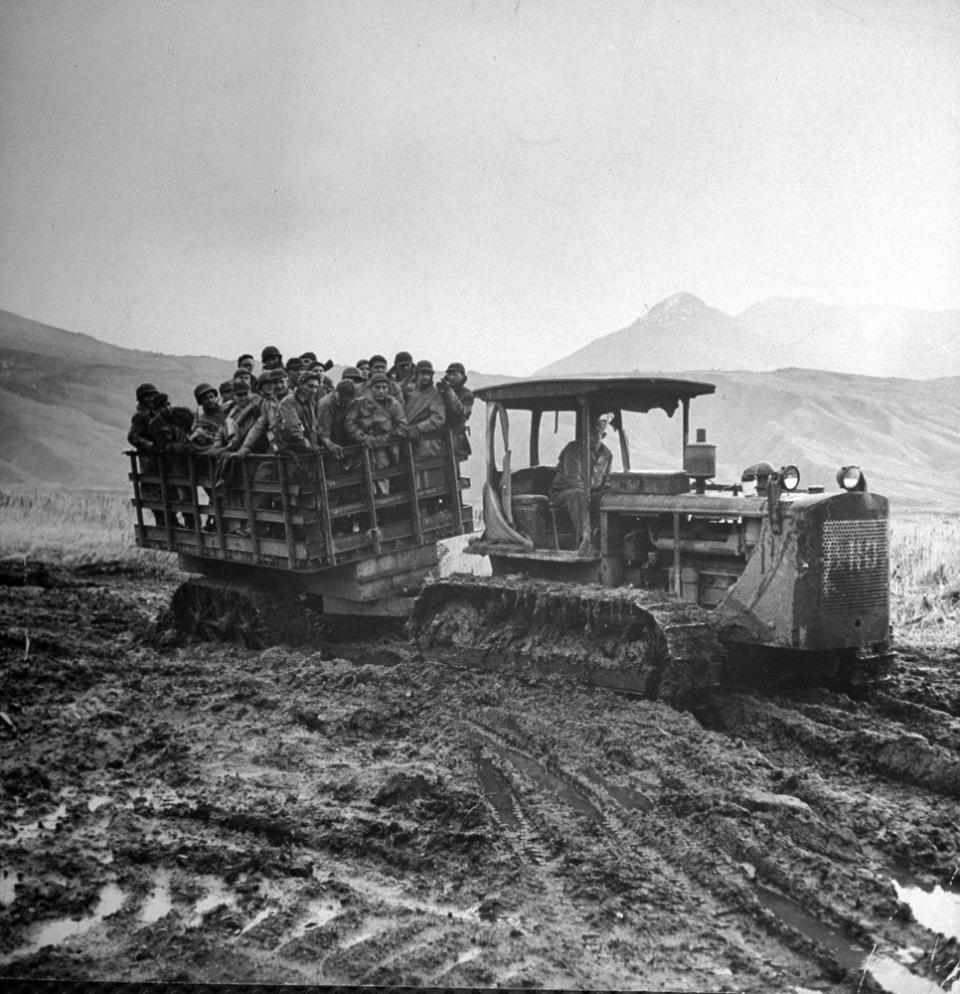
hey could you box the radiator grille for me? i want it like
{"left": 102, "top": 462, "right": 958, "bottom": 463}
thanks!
{"left": 821, "top": 519, "right": 888, "bottom": 612}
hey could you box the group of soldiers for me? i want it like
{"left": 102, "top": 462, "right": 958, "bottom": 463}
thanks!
{"left": 127, "top": 346, "right": 473, "bottom": 531}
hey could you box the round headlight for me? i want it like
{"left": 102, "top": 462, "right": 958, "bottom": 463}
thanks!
{"left": 837, "top": 465, "right": 863, "bottom": 491}
{"left": 780, "top": 465, "right": 800, "bottom": 491}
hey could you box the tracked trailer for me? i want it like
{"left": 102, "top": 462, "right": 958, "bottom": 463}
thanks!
{"left": 409, "top": 375, "right": 891, "bottom": 702}
{"left": 127, "top": 430, "right": 472, "bottom": 645}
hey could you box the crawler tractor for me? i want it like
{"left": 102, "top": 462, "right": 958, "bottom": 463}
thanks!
{"left": 129, "top": 375, "right": 890, "bottom": 703}
{"left": 409, "top": 376, "right": 891, "bottom": 702}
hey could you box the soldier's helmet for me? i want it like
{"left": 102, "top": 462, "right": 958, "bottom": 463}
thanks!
{"left": 261, "top": 346, "right": 282, "bottom": 362}
{"left": 136, "top": 382, "right": 159, "bottom": 402}
{"left": 194, "top": 383, "right": 218, "bottom": 403}
{"left": 341, "top": 366, "right": 364, "bottom": 382}
{"left": 415, "top": 359, "right": 434, "bottom": 375}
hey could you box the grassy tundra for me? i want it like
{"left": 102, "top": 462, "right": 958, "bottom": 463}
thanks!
{"left": 1, "top": 488, "right": 957, "bottom": 646}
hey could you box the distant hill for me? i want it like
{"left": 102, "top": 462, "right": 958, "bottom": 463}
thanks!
{"left": 538, "top": 293, "right": 960, "bottom": 379}
{"left": 1, "top": 308, "right": 957, "bottom": 509}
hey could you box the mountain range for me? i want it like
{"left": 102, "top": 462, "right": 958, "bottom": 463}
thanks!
{"left": 1, "top": 301, "right": 957, "bottom": 509}
{"left": 538, "top": 293, "right": 960, "bottom": 380}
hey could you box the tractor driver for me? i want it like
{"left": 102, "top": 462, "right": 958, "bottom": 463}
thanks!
{"left": 550, "top": 416, "right": 613, "bottom": 556}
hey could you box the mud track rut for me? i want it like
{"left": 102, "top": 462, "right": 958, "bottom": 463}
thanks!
{"left": 1, "top": 563, "right": 958, "bottom": 991}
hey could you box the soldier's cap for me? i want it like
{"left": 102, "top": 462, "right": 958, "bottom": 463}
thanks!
{"left": 259, "top": 369, "right": 285, "bottom": 386}
{"left": 194, "top": 382, "right": 218, "bottom": 403}
{"left": 151, "top": 391, "right": 170, "bottom": 408}
{"left": 136, "top": 382, "right": 159, "bottom": 402}
{"left": 445, "top": 362, "right": 466, "bottom": 377}
{"left": 298, "top": 369, "right": 320, "bottom": 384}
{"left": 341, "top": 366, "right": 364, "bottom": 382}
{"left": 356, "top": 359, "right": 370, "bottom": 369}
{"left": 234, "top": 367, "right": 252, "bottom": 377}
{"left": 394, "top": 351, "right": 413, "bottom": 365}
{"left": 237, "top": 354, "right": 254, "bottom": 364}
{"left": 368, "top": 372, "right": 390, "bottom": 387}
{"left": 261, "top": 346, "right": 282, "bottom": 360}
{"left": 285, "top": 357, "right": 304, "bottom": 370}
{"left": 369, "top": 354, "right": 387, "bottom": 366}
{"left": 231, "top": 376, "right": 250, "bottom": 393}
{"left": 219, "top": 380, "right": 234, "bottom": 393}
{"left": 415, "top": 359, "right": 434, "bottom": 374}
{"left": 300, "top": 351, "right": 317, "bottom": 363}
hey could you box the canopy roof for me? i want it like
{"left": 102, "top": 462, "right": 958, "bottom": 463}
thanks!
{"left": 474, "top": 375, "right": 716, "bottom": 416}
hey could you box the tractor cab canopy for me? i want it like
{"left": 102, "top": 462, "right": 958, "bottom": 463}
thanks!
{"left": 473, "top": 375, "right": 716, "bottom": 473}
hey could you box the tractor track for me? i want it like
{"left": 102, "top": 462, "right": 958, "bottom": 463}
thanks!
{"left": 2, "top": 563, "right": 959, "bottom": 991}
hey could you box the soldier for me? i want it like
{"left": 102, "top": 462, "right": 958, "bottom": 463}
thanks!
{"left": 356, "top": 359, "right": 371, "bottom": 380}
{"left": 437, "top": 362, "right": 473, "bottom": 462}
{"left": 261, "top": 346, "right": 283, "bottom": 372}
{"left": 278, "top": 368, "right": 322, "bottom": 452}
{"left": 364, "top": 354, "right": 403, "bottom": 402}
{"left": 146, "top": 395, "right": 195, "bottom": 529}
{"left": 233, "top": 366, "right": 256, "bottom": 398}
{"left": 317, "top": 376, "right": 358, "bottom": 458}
{"left": 404, "top": 360, "right": 446, "bottom": 459}
{"left": 391, "top": 350, "right": 416, "bottom": 398}
{"left": 346, "top": 372, "right": 408, "bottom": 492}
{"left": 128, "top": 382, "right": 164, "bottom": 524}
{"left": 237, "top": 354, "right": 256, "bottom": 375}
{"left": 189, "top": 383, "right": 225, "bottom": 452}
{"left": 550, "top": 416, "right": 613, "bottom": 556}
{"left": 229, "top": 369, "right": 286, "bottom": 536}
{"left": 224, "top": 376, "right": 261, "bottom": 450}
{"left": 219, "top": 380, "right": 234, "bottom": 410}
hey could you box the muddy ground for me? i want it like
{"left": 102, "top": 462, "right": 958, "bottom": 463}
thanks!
{"left": 1, "top": 560, "right": 959, "bottom": 992}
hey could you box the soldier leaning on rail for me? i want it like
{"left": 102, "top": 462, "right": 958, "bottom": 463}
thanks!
{"left": 345, "top": 372, "right": 408, "bottom": 494}
{"left": 404, "top": 360, "right": 447, "bottom": 460}
{"left": 128, "top": 382, "right": 165, "bottom": 525}
{"left": 228, "top": 369, "right": 286, "bottom": 536}
{"left": 145, "top": 394, "right": 196, "bottom": 530}
{"left": 437, "top": 362, "right": 473, "bottom": 463}
{"left": 317, "top": 374, "right": 359, "bottom": 460}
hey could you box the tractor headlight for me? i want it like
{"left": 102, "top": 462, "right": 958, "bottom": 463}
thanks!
{"left": 837, "top": 465, "right": 866, "bottom": 491}
{"left": 779, "top": 465, "right": 800, "bottom": 491}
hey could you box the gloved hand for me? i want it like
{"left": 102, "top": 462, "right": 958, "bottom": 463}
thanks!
{"left": 364, "top": 436, "right": 378, "bottom": 450}
{"left": 407, "top": 425, "right": 421, "bottom": 443}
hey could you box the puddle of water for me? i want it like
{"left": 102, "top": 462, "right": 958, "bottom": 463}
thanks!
{"left": 339, "top": 917, "right": 393, "bottom": 949}
{"left": 499, "top": 745, "right": 602, "bottom": 822}
{"left": 290, "top": 897, "right": 342, "bottom": 939}
{"left": 758, "top": 885, "right": 946, "bottom": 994}
{"left": 456, "top": 946, "right": 482, "bottom": 965}
{"left": 190, "top": 876, "right": 238, "bottom": 926}
{"left": 1, "top": 867, "right": 22, "bottom": 906}
{"left": 88, "top": 795, "right": 112, "bottom": 813}
{"left": 139, "top": 868, "right": 173, "bottom": 925}
{"left": 891, "top": 876, "right": 960, "bottom": 942}
{"left": 10, "top": 803, "right": 68, "bottom": 842}
{"left": 338, "top": 875, "right": 480, "bottom": 922}
{"left": 0, "top": 882, "right": 126, "bottom": 965}
{"left": 239, "top": 907, "right": 275, "bottom": 935}
{"left": 476, "top": 755, "right": 522, "bottom": 830}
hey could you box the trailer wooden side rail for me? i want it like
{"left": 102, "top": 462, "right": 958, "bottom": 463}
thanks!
{"left": 127, "top": 430, "right": 472, "bottom": 574}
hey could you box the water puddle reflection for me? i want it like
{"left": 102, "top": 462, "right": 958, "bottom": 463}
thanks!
{"left": 0, "top": 882, "right": 125, "bottom": 965}
{"left": 88, "top": 795, "right": 112, "bottom": 813}
{"left": 1, "top": 867, "right": 22, "bottom": 906}
{"left": 758, "top": 885, "right": 946, "bottom": 994}
{"left": 139, "top": 868, "right": 173, "bottom": 924}
{"left": 891, "top": 873, "right": 960, "bottom": 942}
{"left": 189, "top": 875, "right": 238, "bottom": 926}
{"left": 337, "top": 874, "right": 479, "bottom": 922}
{"left": 10, "top": 803, "right": 68, "bottom": 842}
{"left": 290, "top": 897, "right": 342, "bottom": 938}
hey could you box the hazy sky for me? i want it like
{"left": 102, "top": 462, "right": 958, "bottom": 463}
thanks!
{"left": 2, "top": 0, "right": 958, "bottom": 374}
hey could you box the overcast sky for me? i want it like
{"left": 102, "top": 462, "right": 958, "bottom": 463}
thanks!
{"left": 2, "top": 0, "right": 958, "bottom": 374}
